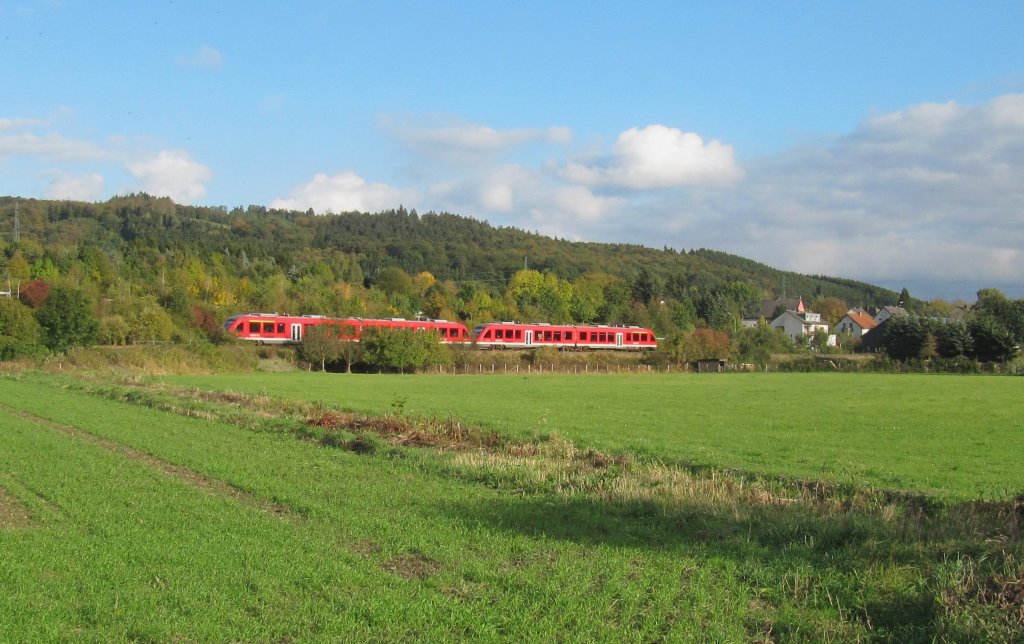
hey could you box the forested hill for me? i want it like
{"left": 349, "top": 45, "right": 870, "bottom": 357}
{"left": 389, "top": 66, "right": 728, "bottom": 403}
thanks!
{"left": 1, "top": 194, "right": 898, "bottom": 341}
{"left": 4, "top": 194, "right": 893, "bottom": 301}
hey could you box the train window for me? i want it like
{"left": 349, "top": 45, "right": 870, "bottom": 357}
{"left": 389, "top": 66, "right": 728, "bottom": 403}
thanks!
{"left": 277, "top": 323, "right": 285, "bottom": 334}
{"left": 249, "top": 322, "right": 259, "bottom": 333}
{"left": 263, "top": 322, "right": 274, "bottom": 333}
{"left": 495, "top": 329, "right": 503, "bottom": 339}
{"left": 515, "top": 330, "right": 522, "bottom": 340}
{"left": 554, "top": 331, "right": 561, "bottom": 341}
{"left": 599, "top": 333, "right": 607, "bottom": 342}
{"left": 565, "top": 332, "right": 573, "bottom": 341}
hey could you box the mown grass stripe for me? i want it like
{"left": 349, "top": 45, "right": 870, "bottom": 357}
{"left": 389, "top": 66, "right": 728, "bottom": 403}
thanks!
{"left": 0, "top": 402, "right": 300, "bottom": 522}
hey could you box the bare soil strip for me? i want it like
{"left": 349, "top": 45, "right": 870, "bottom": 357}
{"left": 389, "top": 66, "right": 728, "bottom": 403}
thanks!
{"left": 0, "top": 402, "right": 299, "bottom": 522}
{"left": 0, "top": 486, "right": 33, "bottom": 529}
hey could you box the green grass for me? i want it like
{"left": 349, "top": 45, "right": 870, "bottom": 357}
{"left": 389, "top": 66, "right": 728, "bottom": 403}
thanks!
{"left": 2, "top": 372, "right": 1021, "bottom": 641}
{"left": 168, "top": 371, "right": 1024, "bottom": 500}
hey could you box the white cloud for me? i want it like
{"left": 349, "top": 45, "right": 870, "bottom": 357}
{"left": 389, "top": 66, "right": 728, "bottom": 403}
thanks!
{"left": 612, "top": 94, "right": 1024, "bottom": 299}
{"left": 1, "top": 110, "right": 214, "bottom": 205}
{"left": 270, "top": 171, "right": 414, "bottom": 213}
{"left": 0, "top": 116, "right": 43, "bottom": 130}
{"left": 477, "top": 165, "right": 535, "bottom": 212}
{"left": 385, "top": 116, "right": 572, "bottom": 165}
{"left": 175, "top": 45, "right": 224, "bottom": 69}
{"left": 0, "top": 130, "right": 109, "bottom": 162}
{"left": 559, "top": 124, "right": 744, "bottom": 189}
{"left": 549, "top": 186, "right": 622, "bottom": 223}
{"left": 126, "top": 150, "right": 212, "bottom": 203}
{"left": 44, "top": 171, "right": 104, "bottom": 201}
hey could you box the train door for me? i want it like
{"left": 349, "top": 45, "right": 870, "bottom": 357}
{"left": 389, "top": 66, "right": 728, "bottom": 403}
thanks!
{"left": 615, "top": 332, "right": 624, "bottom": 347}
{"left": 524, "top": 330, "right": 533, "bottom": 347}
{"left": 291, "top": 323, "right": 302, "bottom": 342}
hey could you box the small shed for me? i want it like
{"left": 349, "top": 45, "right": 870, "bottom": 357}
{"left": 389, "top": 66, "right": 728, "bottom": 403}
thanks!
{"left": 694, "top": 358, "right": 727, "bottom": 373}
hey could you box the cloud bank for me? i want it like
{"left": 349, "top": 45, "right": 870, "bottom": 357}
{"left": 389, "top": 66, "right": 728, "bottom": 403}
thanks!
{"left": 559, "top": 124, "right": 744, "bottom": 189}
{"left": 4, "top": 93, "right": 1023, "bottom": 299}
{"left": 0, "top": 113, "right": 213, "bottom": 204}
{"left": 270, "top": 171, "right": 416, "bottom": 214}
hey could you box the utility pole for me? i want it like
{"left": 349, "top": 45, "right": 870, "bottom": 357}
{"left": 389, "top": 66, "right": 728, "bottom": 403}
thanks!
{"left": 12, "top": 200, "right": 20, "bottom": 243}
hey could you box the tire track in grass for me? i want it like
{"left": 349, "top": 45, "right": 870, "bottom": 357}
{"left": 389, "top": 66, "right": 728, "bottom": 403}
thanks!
{"left": 0, "top": 402, "right": 300, "bottom": 522}
{"left": 0, "top": 485, "right": 33, "bottom": 529}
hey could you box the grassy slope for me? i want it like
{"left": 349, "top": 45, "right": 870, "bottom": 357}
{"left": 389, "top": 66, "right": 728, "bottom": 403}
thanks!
{"left": 169, "top": 372, "right": 1024, "bottom": 500}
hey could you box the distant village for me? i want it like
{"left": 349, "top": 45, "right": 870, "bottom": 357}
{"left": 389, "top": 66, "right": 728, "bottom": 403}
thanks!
{"left": 746, "top": 295, "right": 964, "bottom": 351}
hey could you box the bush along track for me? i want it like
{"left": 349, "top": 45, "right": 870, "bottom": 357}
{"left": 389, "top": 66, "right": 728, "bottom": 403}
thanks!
{"left": 4, "top": 371, "right": 1024, "bottom": 640}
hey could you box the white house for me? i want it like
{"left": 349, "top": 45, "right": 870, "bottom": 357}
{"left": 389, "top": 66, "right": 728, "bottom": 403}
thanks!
{"left": 770, "top": 310, "right": 831, "bottom": 342}
{"left": 834, "top": 311, "right": 878, "bottom": 337}
{"left": 874, "top": 306, "right": 908, "bottom": 325}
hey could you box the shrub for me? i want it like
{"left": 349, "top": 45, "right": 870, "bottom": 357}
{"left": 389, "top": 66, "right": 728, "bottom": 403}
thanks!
{"left": 35, "top": 286, "right": 99, "bottom": 353}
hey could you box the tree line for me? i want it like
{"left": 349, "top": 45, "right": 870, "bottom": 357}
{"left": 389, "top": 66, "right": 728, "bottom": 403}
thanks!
{"left": 0, "top": 194, "right": 1017, "bottom": 371}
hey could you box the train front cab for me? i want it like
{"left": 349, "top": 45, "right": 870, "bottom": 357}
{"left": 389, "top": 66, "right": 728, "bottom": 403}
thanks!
{"left": 473, "top": 323, "right": 529, "bottom": 349}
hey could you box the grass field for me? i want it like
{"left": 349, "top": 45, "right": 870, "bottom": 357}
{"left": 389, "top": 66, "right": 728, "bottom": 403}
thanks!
{"left": 1, "top": 372, "right": 1022, "bottom": 640}
{"left": 169, "top": 371, "right": 1024, "bottom": 500}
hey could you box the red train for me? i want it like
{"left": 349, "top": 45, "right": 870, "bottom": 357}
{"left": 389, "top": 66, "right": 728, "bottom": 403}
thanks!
{"left": 223, "top": 313, "right": 657, "bottom": 350}
{"left": 222, "top": 313, "right": 469, "bottom": 345}
{"left": 472, "top": 322, "right": 657, "bottom": 350}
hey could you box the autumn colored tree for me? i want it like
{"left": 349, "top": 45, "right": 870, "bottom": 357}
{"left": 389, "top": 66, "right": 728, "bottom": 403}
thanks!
{"left": 810, "top": 296, "right": 848, "bottom": 326}
{"left": 18, "top": 279, "right": 50, "bottom": 308}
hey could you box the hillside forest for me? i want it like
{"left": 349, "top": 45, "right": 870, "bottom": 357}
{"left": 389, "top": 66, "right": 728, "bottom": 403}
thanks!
{"left": 0, "top": 195, "right": 1020, "bottom": 369}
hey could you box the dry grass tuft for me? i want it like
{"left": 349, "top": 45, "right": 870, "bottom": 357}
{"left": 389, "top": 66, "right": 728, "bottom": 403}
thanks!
{"left": 0, "top": 487, "right": 33, "bottom": 530}
{"left": 381, "top": 552, "right": 441, "bottom": 580}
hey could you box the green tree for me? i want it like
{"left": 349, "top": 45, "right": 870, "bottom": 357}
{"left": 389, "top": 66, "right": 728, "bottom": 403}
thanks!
{"left": 36, "top": 286, "right": 99, "bottom": 352}
{"left": 299, "top": 325, "right": 344, "bottom": 372}
{"left": 631, "top": 267, "right": 661, "bottom": 305}
{"left": 673, "top": 327, "right": 732, "bottom": 363}
{"left": 0, "top": 296, "right": 41, "bottom": 345}
{"left": 935, "top": 320, "right": 972, "bottom": 358}
{"left": 98, "top": 315, "right": 131, "bottom": 346}
{"left": 374, "top": 266, "right": 414, "bottom": 296}
{"left": 879, "top": 316, "right": 927, "bottom": 361}
{"left": 898, "top": 287, "right": 910, "bottom": 308}
{"left": 362, "top": 327, "right": 430, "bottom": 374}
{"left": 335, "top": 336, "right": 365, "bottom": 373}
{"left": 968, "top": 317, "right": 1017, "bottom": 363}
{"left": 975, "top": 289, "right": 1024, "bottom": 343}
{"left": 737, "top": 323, "right": 791, "bottom": 366}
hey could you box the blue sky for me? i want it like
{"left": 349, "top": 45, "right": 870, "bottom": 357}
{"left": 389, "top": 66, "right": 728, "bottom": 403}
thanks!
{"left": 2, "top": 1, "right": 1023, "bottom": 300}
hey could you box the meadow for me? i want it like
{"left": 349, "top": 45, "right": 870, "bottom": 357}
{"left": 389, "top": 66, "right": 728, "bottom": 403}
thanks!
{"left": 170, "top": 371, "right": 1024, "bottom": 500}
{"left": 1, "top": 371, "right": 1021, "bottom": 641}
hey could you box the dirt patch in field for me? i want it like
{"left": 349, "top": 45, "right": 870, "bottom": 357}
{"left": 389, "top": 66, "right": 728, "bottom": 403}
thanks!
{"left": 351, "top": 539, "right": 382, "bottom": 557}
{"left": 381, "top": 552, "right": 441, "bottom": 580}
{"left": 0, "top": 403, "right": 300, "bottom": 522}
{"left": 0, "top": 487, "right": 32, "bottom": 529}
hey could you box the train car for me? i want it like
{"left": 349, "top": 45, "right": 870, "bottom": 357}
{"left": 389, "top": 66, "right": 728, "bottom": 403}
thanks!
{"left": 473, "top": 322, "right": 656, "bottom": 350}
{"left": 224, "top": 313, "right": 469, "bottom": 344}
{"left": 357, "top": 318, "right": 470, "bottom": 343}
{"left": 223, "top": 313, "right": 335, "bottom": 345}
